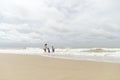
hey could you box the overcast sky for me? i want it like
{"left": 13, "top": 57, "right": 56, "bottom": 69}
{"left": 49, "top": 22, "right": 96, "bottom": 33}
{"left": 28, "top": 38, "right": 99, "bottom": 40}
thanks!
{"left": 0, "top": 0, "right": 120, "bottom": 48}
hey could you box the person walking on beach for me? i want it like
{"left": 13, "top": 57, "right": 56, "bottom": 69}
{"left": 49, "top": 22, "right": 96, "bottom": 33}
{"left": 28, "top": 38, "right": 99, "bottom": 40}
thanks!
{"left": 43, "top": 43, "right": 47, "bottom": 52}
{"left": 52, "top": 46, "right": 55, "bottom": 52}
{"left": 47, "top": 47, "right": 50, "bottom": 53}
{"left": 43, "top": 43, "right": 55, "bottom": 53}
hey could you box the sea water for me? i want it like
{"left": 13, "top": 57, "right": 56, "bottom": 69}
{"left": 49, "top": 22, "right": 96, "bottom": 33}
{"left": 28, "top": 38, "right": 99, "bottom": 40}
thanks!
{"left": 0, "top": 48, "right": 120, "bottom": 63}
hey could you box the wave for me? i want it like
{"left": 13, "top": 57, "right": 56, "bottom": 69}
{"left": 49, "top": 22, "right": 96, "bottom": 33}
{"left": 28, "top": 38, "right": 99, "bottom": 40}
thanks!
{"left": 0, "top": 48, "right": 120, "bottom": 63}
{"left": 81, "top": 48, "right": 116, "bottom": 52}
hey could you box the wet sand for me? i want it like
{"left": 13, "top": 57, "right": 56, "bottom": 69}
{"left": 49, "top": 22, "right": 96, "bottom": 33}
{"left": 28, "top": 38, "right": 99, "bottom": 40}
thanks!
{"left": 0, "top": 54, "right": 120, "bottom": 80}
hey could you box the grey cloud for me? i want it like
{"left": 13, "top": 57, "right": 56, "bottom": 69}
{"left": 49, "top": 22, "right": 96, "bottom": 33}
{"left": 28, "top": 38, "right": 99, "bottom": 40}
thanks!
{"left": 0, "top": 0, "right": 120, "bottom": 48}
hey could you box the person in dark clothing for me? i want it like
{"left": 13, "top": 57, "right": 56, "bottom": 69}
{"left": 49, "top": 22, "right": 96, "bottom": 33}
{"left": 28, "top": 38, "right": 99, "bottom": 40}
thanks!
{"left": 47, "top": 47, "right": 50, "bottom": 53}
{"left": 52, "top": 46, "right": 55, "bottom": 52}
{"left": 43, "top": 43, "right": 48, "bottom": 52}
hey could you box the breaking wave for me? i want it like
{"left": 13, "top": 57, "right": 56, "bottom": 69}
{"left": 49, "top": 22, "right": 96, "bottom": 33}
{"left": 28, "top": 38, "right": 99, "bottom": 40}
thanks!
{"left": 0, "top": 47, "right": 120, "bottom": 63}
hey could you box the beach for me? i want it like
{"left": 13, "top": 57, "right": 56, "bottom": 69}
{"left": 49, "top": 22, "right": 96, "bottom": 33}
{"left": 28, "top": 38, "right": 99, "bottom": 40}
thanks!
{"left": 0, "top": 54, "right": 120, "bottom": 80}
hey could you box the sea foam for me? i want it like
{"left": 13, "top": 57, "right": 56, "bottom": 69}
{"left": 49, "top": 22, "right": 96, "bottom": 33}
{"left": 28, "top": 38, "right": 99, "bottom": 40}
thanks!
{"left": 0, "top": 48, "right": 120, "bottom": 63}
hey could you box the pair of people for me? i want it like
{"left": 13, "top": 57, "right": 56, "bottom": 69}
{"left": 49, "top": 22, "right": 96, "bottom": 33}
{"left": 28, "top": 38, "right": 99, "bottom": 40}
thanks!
{"left": 43, "top": 43, "right": 55, "bottom": 53}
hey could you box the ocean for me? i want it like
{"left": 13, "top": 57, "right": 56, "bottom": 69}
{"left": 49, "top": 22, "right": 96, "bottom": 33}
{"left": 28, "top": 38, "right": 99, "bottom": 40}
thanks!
{"left": 0, "top": 48, "right": 120, "bottom": 63}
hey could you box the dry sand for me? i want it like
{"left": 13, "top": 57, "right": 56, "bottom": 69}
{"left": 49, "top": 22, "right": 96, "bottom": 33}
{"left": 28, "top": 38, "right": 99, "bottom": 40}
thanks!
{"left": 0, "top": 54, "right": 120, "bottom": 80}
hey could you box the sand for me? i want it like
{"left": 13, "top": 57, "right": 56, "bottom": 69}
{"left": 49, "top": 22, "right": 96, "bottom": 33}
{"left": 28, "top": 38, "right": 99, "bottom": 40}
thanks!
{"left": 0, "top": 54, "right": 120, "bottom": 80}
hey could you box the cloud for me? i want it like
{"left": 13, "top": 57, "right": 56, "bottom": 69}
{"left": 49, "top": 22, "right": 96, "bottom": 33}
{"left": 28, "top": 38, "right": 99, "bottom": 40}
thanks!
{"left": 0, "top": 0, "right": 120, "bottom": 48}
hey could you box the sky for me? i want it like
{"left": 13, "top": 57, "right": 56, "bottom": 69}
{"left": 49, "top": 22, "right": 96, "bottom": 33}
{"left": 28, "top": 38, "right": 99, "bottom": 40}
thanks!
{"left": 0, "top": 0, "right": 120, "bottom": 48}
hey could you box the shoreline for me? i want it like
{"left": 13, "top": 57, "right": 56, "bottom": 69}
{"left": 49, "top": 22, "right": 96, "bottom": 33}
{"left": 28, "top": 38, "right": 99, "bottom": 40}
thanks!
{"left": 0, "top": 53, "right": 120, "bottom": 64}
